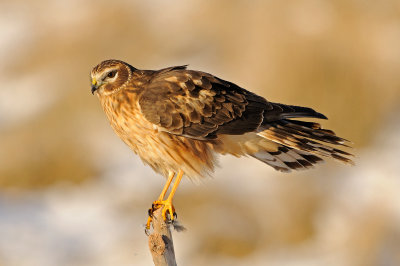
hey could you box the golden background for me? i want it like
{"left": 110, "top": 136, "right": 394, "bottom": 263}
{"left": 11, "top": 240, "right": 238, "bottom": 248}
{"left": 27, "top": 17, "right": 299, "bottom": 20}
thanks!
{"left": 0, "top": 0, "right": 399, "bottom": 265}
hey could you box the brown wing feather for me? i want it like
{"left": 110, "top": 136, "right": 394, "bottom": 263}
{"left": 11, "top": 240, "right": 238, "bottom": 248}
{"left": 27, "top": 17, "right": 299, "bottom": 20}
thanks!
{"left": 139, "top": 67, "right": 268, "bottom": 139}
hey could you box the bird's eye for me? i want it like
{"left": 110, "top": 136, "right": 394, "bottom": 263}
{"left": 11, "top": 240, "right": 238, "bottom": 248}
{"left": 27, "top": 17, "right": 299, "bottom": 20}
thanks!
{"left": 107, "top": 71, "right": 116, "bottom": 78}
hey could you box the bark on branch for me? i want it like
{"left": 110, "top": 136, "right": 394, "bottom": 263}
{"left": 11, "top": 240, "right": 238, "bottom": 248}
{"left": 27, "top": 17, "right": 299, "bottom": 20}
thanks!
{"left": 148, "top": 208, "right": 177, "bottom": 266}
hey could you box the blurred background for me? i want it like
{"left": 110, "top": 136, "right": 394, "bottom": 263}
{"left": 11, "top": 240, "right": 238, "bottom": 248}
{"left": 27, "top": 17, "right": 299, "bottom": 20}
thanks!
{"left": 0, "top": 0, "right": 400, "bottom": 265}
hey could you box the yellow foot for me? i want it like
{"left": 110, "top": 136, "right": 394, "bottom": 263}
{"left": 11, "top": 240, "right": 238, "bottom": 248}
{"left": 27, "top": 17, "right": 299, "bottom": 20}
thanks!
{"left": 145, "top": 200, "right": 177, "bottom": 234}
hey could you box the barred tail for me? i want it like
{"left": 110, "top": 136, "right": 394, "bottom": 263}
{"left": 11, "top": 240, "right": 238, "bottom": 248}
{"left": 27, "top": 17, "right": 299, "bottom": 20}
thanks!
{"left": 255, "top": 119, "right": 354, "bottom": 172}
{"left": 250, "top": 146, "right": 325, "bottom": 172}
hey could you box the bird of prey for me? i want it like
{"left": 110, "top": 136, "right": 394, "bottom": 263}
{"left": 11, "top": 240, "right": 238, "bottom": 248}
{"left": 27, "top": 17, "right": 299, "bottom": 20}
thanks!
{"left": 90, "top": 59, "right": 353, "bottom": 230}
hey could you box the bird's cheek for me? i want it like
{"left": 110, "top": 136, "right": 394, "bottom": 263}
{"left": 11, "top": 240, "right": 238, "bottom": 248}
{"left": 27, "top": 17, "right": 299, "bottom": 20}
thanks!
{"left": 95, "top": 85, "right": 106, "bottom": 95}
{"left": 103, "top": 84, "right": 114, "bottom": 93}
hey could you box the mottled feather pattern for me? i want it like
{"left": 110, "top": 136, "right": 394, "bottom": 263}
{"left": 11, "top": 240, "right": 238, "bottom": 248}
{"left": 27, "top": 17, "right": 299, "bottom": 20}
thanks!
{"left": 92, "top": 60, "right": 353, "bottom": 179}
{"left": 139, "top": 66, "right": 267, "bottom": 139}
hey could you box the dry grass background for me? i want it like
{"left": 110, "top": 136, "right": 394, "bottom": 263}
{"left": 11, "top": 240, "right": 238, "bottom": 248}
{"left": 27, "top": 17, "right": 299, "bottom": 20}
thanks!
{"left": 0, "top": 0, "right": 399, "bottom": 265}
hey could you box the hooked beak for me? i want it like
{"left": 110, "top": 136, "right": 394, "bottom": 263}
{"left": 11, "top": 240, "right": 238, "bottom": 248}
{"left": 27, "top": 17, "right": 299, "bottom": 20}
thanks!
{"left": 91, "top": 78, "right": 98, "bottom": 94}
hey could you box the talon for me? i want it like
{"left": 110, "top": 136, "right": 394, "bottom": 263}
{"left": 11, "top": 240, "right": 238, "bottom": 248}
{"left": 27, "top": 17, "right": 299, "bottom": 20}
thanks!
{"left": 160, "top": 200, "right": 175, "bottom": 222}
{"left": 144, "top": 170, "right": 183, "bottom": 230}
{"left": 145, "top": 199, "right": 177, "bottom": 230}
{"left": 148, "top": 208, "right": 153, "bottom": 218}
{"left": 145, "top": 216, "right": 152, "bottom": 235}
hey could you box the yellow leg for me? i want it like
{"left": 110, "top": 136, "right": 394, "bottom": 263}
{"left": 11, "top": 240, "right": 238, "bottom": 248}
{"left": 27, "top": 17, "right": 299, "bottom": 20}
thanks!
{"left": 166, "top": 170, "right": 183, "bottom": 202}
{"left": 157, "top": 171, "right": 175, "bottom": 201}
{"left": 146, "top": 170, "right": 183, "bottom": 232}
{"left": 161, "top": 169, "right": 183, "bottom": 221}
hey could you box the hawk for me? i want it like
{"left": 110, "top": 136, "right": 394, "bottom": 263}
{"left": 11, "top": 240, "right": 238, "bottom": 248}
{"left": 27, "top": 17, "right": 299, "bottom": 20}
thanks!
{"left": 90, "top": 59, "right": 353, "bottom": 230}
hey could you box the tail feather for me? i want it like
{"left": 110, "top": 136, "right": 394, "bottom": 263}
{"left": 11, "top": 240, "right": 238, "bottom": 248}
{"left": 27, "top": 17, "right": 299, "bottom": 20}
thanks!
{"left": 257, "top": 119, "right": 354, "bottom": 166}
{"left": 218, "top": 106, "right": 353, "bottom": 172}
{"left": 280, "top": 120, "right": 350, "bottom": 145}
{"left": 250, "top": 146, "right": 324, "bottom": 173}
{"left": 251, "top": 150, "right": 293, "bottom": 172}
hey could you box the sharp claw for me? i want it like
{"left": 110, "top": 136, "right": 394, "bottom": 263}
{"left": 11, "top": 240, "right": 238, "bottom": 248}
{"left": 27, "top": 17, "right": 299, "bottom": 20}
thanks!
{"left": 169, "top": 209, "right": 174, "bottom": 221}
{"left": 146, "top": 200, "right": 178, "bottom": 229}
{"left": 145, "top": 216, "right": 153, "bottom": 235}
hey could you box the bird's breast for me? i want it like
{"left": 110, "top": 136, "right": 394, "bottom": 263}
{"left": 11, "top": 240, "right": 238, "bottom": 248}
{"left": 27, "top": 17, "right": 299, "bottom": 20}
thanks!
{"left": 98, "top": 92, "right": 218, "bottom": 179}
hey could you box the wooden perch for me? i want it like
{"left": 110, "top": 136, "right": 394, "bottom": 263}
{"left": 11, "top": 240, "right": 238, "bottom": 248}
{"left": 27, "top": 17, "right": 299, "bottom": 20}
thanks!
{"left": 148, "top": 208, "right": 177, "bottom": 266}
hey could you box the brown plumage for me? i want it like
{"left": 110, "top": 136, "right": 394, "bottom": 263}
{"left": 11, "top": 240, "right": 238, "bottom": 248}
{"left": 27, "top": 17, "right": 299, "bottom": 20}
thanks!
{"left": 90, "top": 59, "right": 353, "bottom": 227}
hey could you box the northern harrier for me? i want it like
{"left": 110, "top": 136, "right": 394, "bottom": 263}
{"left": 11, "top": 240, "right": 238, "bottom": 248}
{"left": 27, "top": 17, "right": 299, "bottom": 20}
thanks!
{"left": 90, "top": 59, "right": 353, "bottom": 230}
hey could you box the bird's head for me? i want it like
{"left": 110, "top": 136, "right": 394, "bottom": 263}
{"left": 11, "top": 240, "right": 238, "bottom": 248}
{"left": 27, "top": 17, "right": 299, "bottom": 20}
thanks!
{"left": 90, "top": 59, "right": 134, "bottom": 96}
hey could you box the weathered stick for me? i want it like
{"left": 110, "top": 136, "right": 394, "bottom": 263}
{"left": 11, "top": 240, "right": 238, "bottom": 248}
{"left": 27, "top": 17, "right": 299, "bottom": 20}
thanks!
{"left": 148, "top": 208, "right": 177, "bottom": 266}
